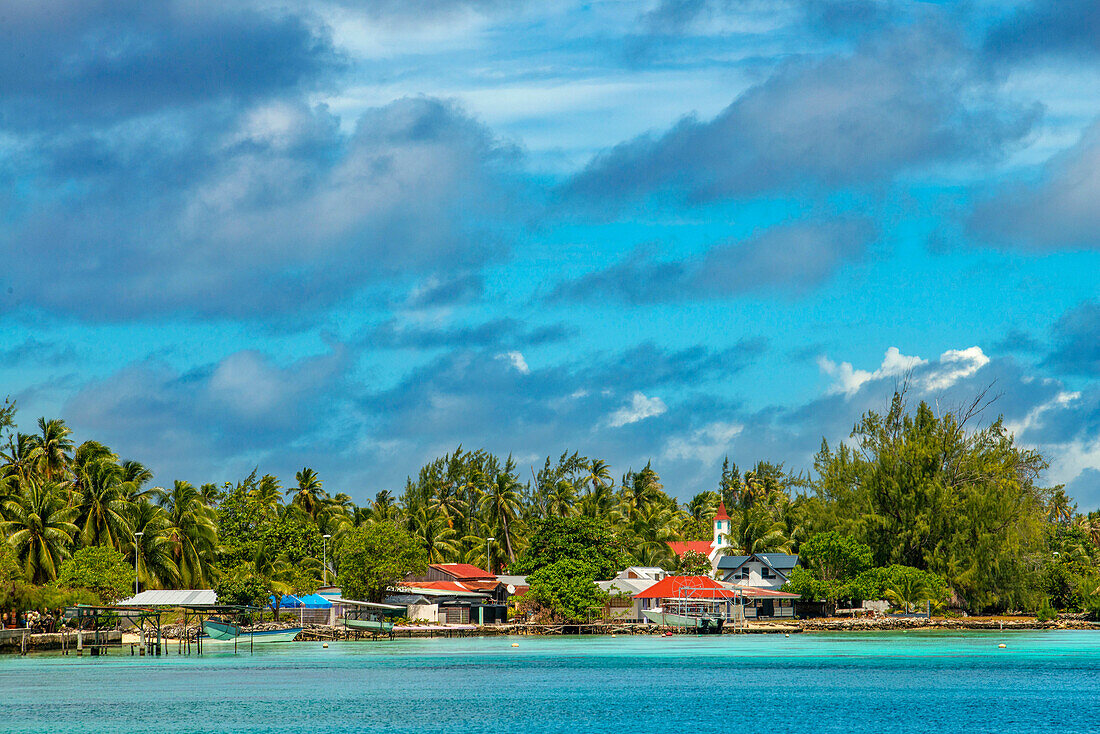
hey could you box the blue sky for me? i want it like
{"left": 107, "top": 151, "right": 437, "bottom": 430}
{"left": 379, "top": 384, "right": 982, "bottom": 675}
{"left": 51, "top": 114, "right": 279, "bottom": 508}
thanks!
{"left": 2, "top": 0, "right": 1099, "bottom": 507}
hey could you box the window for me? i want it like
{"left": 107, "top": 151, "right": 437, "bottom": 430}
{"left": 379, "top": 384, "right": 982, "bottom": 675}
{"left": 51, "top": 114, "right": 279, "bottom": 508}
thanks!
{"left": 762, "top": 567, "right": 774, "bottom": 579}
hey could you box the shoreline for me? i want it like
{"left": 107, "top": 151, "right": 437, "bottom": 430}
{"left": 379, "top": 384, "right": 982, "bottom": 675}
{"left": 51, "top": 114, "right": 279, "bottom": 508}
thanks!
{"left": 5, "top": 616, "right": 1099, "bottom": 653}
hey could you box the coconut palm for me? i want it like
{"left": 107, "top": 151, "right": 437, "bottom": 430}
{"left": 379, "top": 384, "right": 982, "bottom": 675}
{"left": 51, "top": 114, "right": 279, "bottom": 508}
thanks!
{"left": 120, "top": 460, "right": 158, "bottom": 501}
{"left": 2, "top": 480, "right": 78, "bottom": 583}
{"left": 287, "top": 468, "right": 325, "bottom": 518}
{"left": 33, "top": 418, "right": 74, "bottom": 483}
{"left": 1, "top": 433, "right": 42, "bottom": 486}
{"left": 129, "top": 500, "right": 180, "bottom": 589}
{"left": 479, "top": 471, "right": 523, "bottom": 562}
{"left": 250, "top": 474, "right": 283, "bottom": 518}
{"left": 73, "top": 460, "right": 133, "bottom": 550}
{"left": 547, "top": 478, "right": 577, "bottom": 518}
{"left": 410, "top": 507, "right": 458, "bottom": 563}
{"left": 885, "top": 573, "right": 932, "bottom": 614}
{"left": 160, "top": 481, "right": 217, "bottom": 587}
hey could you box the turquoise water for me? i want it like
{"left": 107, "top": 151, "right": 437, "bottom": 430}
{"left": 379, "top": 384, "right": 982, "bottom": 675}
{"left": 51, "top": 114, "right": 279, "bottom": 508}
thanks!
{"left": 2, "top": 632, "right": 1099, "bottom": 733}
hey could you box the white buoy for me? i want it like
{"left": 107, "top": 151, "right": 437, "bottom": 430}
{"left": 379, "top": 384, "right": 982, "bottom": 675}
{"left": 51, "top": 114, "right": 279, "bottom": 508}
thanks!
{"left": 998, "top": 643, "right": 1006, "bottom": 649}
{"left": 785, "top": 633, "right": 790, "bottom": 638}
{"left": 322, "top": 643, "right": 329, "bottom": 648}
{"left": 511, "top": 642, "right": 519, "bottom": 647}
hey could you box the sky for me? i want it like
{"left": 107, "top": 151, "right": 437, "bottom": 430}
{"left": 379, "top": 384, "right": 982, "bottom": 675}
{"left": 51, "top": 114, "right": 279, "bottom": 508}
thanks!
{"left": 1, "top": 0, "right": 1099, "bottom": 508}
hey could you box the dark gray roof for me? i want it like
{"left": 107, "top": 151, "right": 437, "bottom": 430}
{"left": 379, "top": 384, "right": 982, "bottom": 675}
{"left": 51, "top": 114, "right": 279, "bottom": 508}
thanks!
{"left": 717, "top": 555, "right": 751, "bottom": 569}
{"left": 758, "top": 553, "right": 799, "bottom": 569}
{"left": 716, "top": 553, "right": 799, "bottom": 570}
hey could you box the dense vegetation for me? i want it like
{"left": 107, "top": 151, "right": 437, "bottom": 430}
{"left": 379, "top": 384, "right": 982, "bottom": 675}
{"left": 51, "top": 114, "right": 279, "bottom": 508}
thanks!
{"left": 1, "top": 386, "right": 1098, "bottom": 623}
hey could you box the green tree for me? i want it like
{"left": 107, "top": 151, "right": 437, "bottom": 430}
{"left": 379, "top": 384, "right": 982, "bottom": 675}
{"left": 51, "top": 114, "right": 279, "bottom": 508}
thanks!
{"left": 510, "top": 516, "right": 626, "bottom": 579}
{"left": 2, "top": 480, "right": 78, "bottom": 583}
{"left": 525, "top": 559, "right": 608, "bottom": 622}
{"left": 214, "top": 566, "right": 270, "bottom": 608}
{"left": 798, "top": 532, "right": 872, "bottom": 584}
{"left": 57, "top": 545, "right": 135, "bottom": 603}
{"left": 678, "top": 549, "right": 712, "bottom": 576}
{"left": 161, "top": 480, "right": 217, "bottom": 587}
{"left": 336, "top": 522, "right": 426, "bottom": 602}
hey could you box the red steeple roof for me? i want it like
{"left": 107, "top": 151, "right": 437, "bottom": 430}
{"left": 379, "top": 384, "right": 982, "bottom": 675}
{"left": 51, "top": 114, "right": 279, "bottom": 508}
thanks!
{"left": 714, "top": 502, "right": 730, "bottom": 521}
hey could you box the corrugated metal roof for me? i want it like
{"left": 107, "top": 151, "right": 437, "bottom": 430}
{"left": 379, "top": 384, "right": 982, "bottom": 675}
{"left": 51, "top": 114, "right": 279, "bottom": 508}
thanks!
{"left": 597, "top": 578, "right": 656, "bottom": 595}
{"left": 717, "top": 555, "right": 751, "bottom": 568}
{"left": 757, "top": 553, "right": 799, "bottom": 569}
{"left": 118, "top": 589, "right": 218, "bottom": 606}
{"left": 666, "top": 541, "right": 713, "bottom": 557}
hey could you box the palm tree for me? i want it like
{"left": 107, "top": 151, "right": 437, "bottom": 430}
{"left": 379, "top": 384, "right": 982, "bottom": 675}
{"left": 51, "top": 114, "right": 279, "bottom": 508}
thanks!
{"left": 33, "top": 418, "right": 74, "bottom": 483}
{"left": 547, "top": 478, "right": 577, "bottom": 518}
{"left": 250, "top": 474, "right": 283, "bottom": 518}
{"left": 129, "top": 500, "right": 181, "bottom": 589}
{"left": 2, "top": 433, "right": 44, "bottom": 496}
{"left": 160, "top": 481, "right": 217, "bottom": 587}
{"left": 480, "top": 471, "right": 523, "bottom": 562}
{"left": 287, "top": 468, "right": 325, "bottom": 519}
{"left": 371, "top": 490, "right": 400, "bottom": 522}
{"left": 74, "top": 460, "right": 133, "bottom": 550}
{"left": 2, "top": 480, "right": 78, "bottom": 583}
{"left": 120, "top": 460, "right": 157, "bottom": 501}
{"left": 885, "top": 573, "right": 932, "bottom": 614}
{"left": 410, "top": 507, "right": 458, "bottom": 563}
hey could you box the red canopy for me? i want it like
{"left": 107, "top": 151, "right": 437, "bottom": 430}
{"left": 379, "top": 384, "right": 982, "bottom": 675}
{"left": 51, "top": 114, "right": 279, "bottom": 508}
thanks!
{"left": 633, "top": 576, "right": 740, "bottom": 600}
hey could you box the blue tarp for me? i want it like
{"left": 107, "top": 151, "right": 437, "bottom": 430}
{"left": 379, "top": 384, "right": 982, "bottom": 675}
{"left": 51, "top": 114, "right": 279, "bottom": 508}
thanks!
{"left": 270, "top": 594, "right": 303, "bottom": 609}
{"left": 297, "top": 593, "right": 333, "bottom": 609}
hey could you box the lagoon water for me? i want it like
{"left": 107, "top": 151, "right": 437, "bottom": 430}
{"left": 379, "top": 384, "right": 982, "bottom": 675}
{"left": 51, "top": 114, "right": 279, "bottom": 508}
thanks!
{"left": 2, "top": 631, "right": 1099, "bottom": 733}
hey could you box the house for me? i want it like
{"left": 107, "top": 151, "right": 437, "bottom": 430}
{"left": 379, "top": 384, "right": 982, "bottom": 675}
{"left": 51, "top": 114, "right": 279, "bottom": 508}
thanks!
{"left": 716, "top": 553, "right": 799, "bottom": 590}
{"left": 395, "top": 581, "right": 506, "bottom": 624}
{"left": 717, "top": 552, "right": 801, "bottom": 619}
{"left": 666, "top": 502, "right": 733, "bottom": 574}
{"left": 405, "top": 563, "right": 510, "bottom": 603}
{"left": 596, "top": 568, "right": 665, "bottom": 622}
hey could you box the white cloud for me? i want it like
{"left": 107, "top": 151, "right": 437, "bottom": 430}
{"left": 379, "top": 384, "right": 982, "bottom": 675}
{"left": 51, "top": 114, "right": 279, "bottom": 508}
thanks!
{"left": 606, "top": 392, "right": 667, "bottom": 428}
{"left": 818, "top": 346, "right": 927, "bottom": 396}
{"left": 923, "top": 347, "right": 990, "bottom": 391}
{"left": 496, "top": 351, "right": 530, "bottom": 374}
{"left": 663, "top": 422, "right": 744, "bottom": 465}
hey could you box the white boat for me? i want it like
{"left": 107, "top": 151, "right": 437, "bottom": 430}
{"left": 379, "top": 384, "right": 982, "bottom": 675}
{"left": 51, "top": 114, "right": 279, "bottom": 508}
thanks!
{"left": 199, "top": 620, "right": 303, "bottom": 644}
{"left": 642, "top": 608, "right": 725, "bottom": 632}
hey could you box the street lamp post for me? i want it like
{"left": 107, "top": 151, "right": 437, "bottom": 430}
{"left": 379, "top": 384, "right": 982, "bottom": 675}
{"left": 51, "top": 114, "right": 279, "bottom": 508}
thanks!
{"left": 486, "top": 537, "right": 495, "bottom": 574}
{"left": 323, "top": 534, "right": 332, "bottom": 587}
{"left": 133, "top": 532, "right": 144, "bottom": 596}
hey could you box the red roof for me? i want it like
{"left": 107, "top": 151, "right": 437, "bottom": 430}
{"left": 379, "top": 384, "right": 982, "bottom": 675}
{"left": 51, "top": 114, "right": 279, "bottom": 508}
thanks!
{"left": 406, "top": 580, "right": 474, "bottom": 593}
{"left": 666, "top": 541, "right": 713, "bottom": 557}
{"left": 431, "top": 563, "right": 493, "bottom": 580}
{"left": 714, "top": 501, "right": 730, "bottom": 521}
{"left": 634, "top": 576, "right": 740, "bottom": 600}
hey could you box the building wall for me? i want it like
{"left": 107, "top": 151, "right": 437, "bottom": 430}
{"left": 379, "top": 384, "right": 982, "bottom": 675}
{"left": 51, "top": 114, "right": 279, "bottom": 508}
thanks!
{"left": 721, "top": 561, "right": 789, "bottom": 591}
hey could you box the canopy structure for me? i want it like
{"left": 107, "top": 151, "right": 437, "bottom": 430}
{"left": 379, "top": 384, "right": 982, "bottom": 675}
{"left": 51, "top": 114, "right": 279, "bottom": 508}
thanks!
{"left": 297, "top": 593, "right": 333, "bottom": 609}
{"left": 118, "top": 589, "right": 218, "bottom": 607}
{"left": 271, "top": 594, "right": 303, "bottom": 609}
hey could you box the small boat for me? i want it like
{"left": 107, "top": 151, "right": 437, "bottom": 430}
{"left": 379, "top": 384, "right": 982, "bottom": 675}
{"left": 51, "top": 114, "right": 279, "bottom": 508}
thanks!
{"left": 344, "top": 617, "right": 394, "bottom": 635}
{"left": 199, "top": 620, "right": 302, "bottom": 644}
{"left": 642, "top": 609, "right": 725, "bottom": 633}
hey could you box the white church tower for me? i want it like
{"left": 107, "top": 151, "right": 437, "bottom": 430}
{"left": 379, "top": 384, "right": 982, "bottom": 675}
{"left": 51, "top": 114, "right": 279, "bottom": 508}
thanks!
{"left": 711, "top": 501, "right": 731, "bottom": 553}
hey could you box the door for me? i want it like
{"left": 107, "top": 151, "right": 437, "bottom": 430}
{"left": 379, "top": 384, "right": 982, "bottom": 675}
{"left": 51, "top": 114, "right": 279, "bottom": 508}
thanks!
{"left": 760, "top": 599, "right": 774, "bottom": 618}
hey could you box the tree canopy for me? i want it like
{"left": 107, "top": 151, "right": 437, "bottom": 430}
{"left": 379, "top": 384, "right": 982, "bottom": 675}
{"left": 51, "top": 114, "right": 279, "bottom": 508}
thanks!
{"left": 336, "top": 522, "right": 426, "bottom": 602}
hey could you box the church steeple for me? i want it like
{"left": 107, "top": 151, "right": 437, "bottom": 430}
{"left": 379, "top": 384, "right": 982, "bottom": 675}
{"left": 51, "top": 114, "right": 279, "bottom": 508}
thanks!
{"left": 712, "top": 501, "right": 730, "bottom": 548}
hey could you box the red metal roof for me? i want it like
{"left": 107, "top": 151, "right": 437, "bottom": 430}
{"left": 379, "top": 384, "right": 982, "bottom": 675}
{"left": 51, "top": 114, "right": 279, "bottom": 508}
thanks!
{"left": 666, "top": 541, "right": 713, "bottom": 557}
{"left": 406, "top": 580, "right": 475, "bottom": 593}
{"left": 431, "top": 563, "right": 493, "bottom": 580}
{"left": 714, "top": 501, "right": 730, "bottom": 521}
{"left": 633, "top": 576, "right": 740, "bottom": 600}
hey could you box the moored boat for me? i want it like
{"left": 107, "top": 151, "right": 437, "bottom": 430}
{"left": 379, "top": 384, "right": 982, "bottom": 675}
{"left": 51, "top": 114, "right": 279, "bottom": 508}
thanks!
{"left": 199, "top": 621, "right": 302, "bottom": 644}
{"left": 642, "top": 608, "right": 725, "bottom": 633}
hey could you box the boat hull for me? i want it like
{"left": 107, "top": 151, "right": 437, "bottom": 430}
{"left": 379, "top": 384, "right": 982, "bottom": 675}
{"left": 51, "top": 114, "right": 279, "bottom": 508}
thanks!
{"left": 642, "top": 609, "right": 724, "bottom": 633}
{"left": 345, "top": 618, "right": 394, "bottom": 634}
{"left": 199, "top": 623, "right": 302, "bottom": 644}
